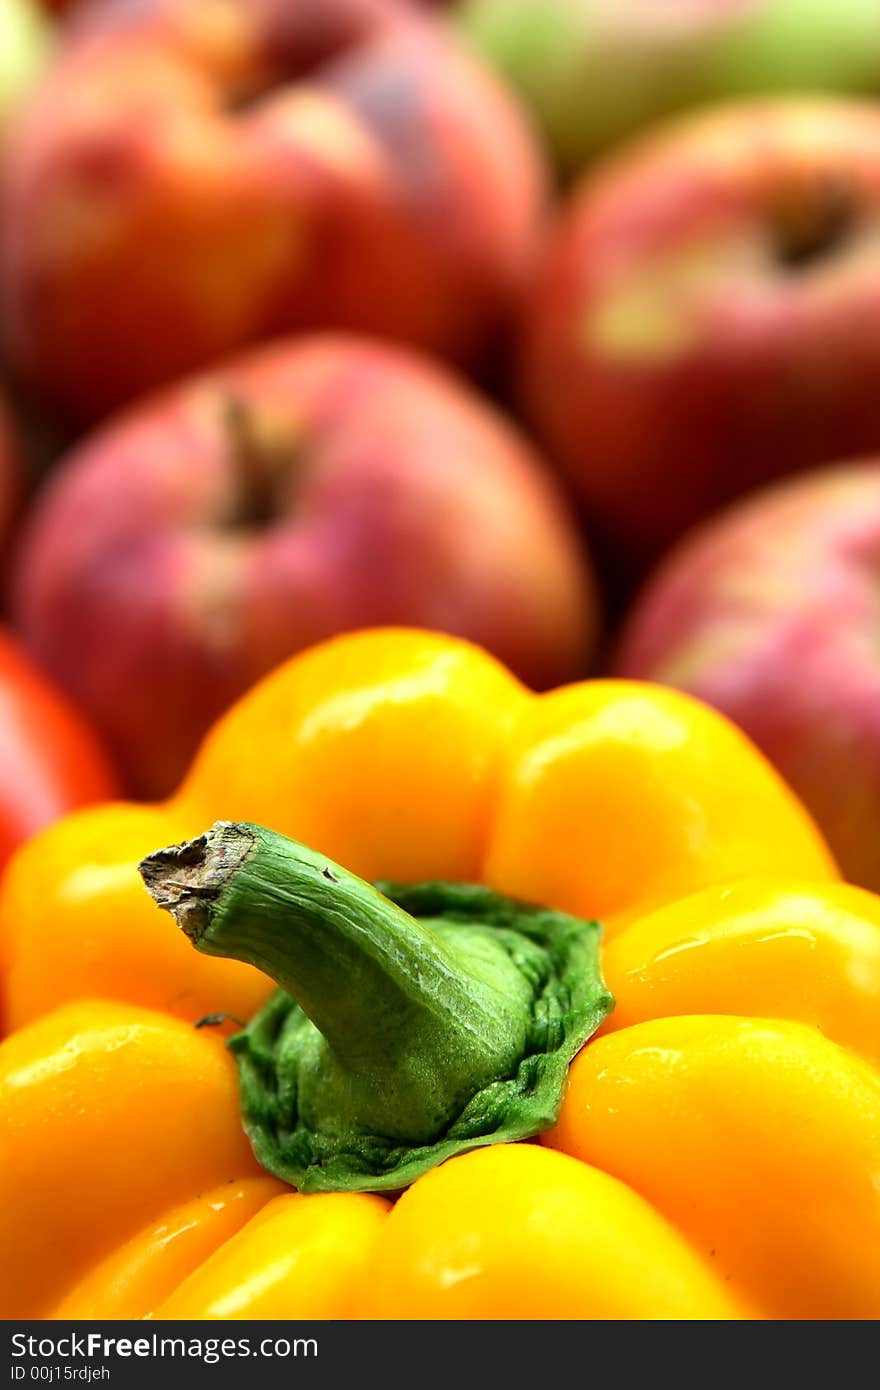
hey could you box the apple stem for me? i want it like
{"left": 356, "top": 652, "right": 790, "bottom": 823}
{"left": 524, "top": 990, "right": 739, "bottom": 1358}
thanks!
{"left": 221, "top": 394, "right": 296, "bottom": 528}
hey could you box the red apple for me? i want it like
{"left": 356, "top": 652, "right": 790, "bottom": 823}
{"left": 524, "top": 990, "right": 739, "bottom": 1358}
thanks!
{"left": 0, "top": 626, "right": 120, "bottom": 870}
{"left": 1, "top": 0, "right": 545, "bottom": 425}
{"left": 12, "top": 334, "right": 598, "bottom": 797}
{"left": 0, "top": 390, "right": 24, "bottom": 563}
{"left": 615, "top": 461, "right": 880, "bottom": 891}
{"left": 520, "top": 99, "right": 880, "bottom": 588}
{"left": 0, "top": 0, "right": 51, "bottom": 142}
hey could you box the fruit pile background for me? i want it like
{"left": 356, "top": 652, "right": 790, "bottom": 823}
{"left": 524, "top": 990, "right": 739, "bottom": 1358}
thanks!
{"left": 3, "top": 0, "right": 880, "bottom": 889}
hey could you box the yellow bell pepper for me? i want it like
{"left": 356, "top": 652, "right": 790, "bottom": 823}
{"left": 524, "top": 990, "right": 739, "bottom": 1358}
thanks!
{"left": 0, "top": 629, "right": 834, "bottom": 1031}
{"left": 1, "top": 628, "right": 877, "bottom": 1322}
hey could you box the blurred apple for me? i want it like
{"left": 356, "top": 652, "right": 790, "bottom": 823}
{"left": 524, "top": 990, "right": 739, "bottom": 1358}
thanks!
{"left": 616, "top": 462, "right": 880, "bottom": 891}
{"left": 0, "top": 391, "right": 24, "bottom": 563}
{"left": 460, "top": 0, "right": 880, "bottom": 174}
{"left": 0, "top": 626, "right": 120, "bottom": 870}
{"left": 0, "top": 0, "right": 51, "bottom": 141}
{"left": 12, "top": 335, "right": 598, "bottom": 797}
{"left": 1, "top": 0, "right": 545, "bottom": 425}
{"left": 520, "top": 99, "right": 880, "bottom": 589}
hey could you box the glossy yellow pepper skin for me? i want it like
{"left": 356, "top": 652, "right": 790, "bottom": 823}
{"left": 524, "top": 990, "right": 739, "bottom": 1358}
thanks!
{"left": 546, "top": 1016, "right": 880, "bottom": 1321}
{"left": 0, "top": 1000, "right": 389, "bottom": 1321}
{"left": 1, "top": 629, "right": 877, "bottom": 1321}
{"left": 601, "top": 878, "right": 880, "bottom": 1062}
{"left": 0, "top": 629, "right": 834, "bottom": 1031}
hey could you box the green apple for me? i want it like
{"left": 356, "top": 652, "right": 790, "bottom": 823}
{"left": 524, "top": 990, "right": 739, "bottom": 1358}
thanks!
{"left": 459, "top": 0, "right": 880, "bottom": 172}
{"left": 0, "top": 0, "right": 51, "bottom": 140}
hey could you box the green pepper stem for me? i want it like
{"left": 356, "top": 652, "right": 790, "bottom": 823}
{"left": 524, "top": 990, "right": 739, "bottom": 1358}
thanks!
{"left": 140, "top": 820, "right": 611, "bottom": 1192}
{"left": 140, "top": 821, "right": 531, "bottom": 1141}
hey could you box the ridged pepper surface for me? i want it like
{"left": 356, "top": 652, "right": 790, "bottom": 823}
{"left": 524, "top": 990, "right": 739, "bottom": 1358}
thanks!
{"left": 2, "top": 629, "right": 877, "bottom": 1321}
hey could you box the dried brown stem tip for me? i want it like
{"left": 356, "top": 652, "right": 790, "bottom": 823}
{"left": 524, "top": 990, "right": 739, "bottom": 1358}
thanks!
{"left": 138, "top": 821, "right": 256, "bottom": 942}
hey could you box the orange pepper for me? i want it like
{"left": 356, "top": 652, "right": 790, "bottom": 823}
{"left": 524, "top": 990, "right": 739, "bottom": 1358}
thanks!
{"left": 3, "top": 629, "right": 878, "bottom": 1322}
